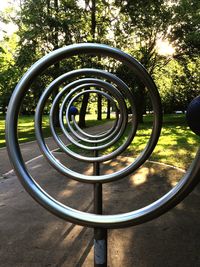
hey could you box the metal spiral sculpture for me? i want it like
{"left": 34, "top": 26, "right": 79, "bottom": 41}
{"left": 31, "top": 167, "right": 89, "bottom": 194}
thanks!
{"left": 6, "top": 44, "right": 200, "bottom": 266}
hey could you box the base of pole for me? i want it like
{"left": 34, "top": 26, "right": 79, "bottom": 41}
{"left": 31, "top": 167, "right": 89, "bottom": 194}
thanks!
{"left": 93, "top": 151, "right": 107, "bottom": 267}
{"left": 94, "top": 228, "right": 107, "bottom": 267}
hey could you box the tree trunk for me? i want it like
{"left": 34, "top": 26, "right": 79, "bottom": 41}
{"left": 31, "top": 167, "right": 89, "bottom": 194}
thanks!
{"left": 106, "top": 99, "right": 111, "bottom": 119}
{"left": 91, "top": 0, "right": 96, "bottom": 41}
{"left": 137, "top": 84, "right": 145, "bottom": 123}
{"left": 79, "top": 93, "right": 89, "bottom": 128}
{"left": 78, "top": 0, "right": 97, "bottom": 126}
{"left": 97, "top": 94, "right": 102, "bottom": 120}
{"left": 52, "top": 0, "right": 60, "bottom": 127}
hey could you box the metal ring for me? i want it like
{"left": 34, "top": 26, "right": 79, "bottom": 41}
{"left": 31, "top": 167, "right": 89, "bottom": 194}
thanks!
{"left": 34, "top": 70, "right": 140, "bottom": 174}
{"left": 53, "top": 78, "right": 121, "bottom": 140}
{"left": 49, "top": 83, "right": 131, "bottom": 161}
{"left": 66, "top": 89, "right": 119, "bottom": 141}
{"left": 71, "top": 112, "right": 119, "bottom": 140}
{"left": 62, "top": 89, "right": 121, "bottom": 146}
{"left": 6, "top": 43, "right": 200, "bottom": 229}
{"left": 53, "top": 80, "right": 125, "bottom": 146}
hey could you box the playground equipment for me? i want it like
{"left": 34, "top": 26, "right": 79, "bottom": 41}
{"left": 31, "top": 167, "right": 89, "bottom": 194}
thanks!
{"left": 6, "top": 44, "right": 200, "bottom": 266}
{"left": 186, "top": 95, "right": 200, "bottom": 136}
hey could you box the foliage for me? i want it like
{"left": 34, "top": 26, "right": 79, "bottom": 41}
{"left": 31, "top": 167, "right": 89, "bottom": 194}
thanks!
{"left": 155, "top": 57, "right": 200, "bottom": 113}
{"left": 0, "top": 34, "right": 19, "bottom": 114}
{"left": 170, "top": 0, "right": 200, "bottom": 56}
{"left": 114, "top": 0, "right": 172, "bottom": 69}
{"left": 0, "top": 0, "right": 199, "bottom": 118}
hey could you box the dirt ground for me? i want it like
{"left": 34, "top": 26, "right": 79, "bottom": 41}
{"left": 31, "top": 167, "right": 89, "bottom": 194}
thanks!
{"left": 0, "top": 123, "right": 200, "bottom": 267}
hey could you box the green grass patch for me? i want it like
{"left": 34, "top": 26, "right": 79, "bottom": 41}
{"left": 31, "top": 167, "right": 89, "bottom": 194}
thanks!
{"left": 0, "top": 115, "right": 52, "bottom": 147}
{"left": 67, "top": 114, "right": 200, "bottom": 170}
{"left": 0, "top": 113, "right": 113, "bottom": 148}
{"left": 1, "top": 113, "right": 199, "bottom": 170}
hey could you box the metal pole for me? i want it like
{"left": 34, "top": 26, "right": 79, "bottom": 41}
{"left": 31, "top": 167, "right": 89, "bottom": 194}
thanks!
{"left": 93, "top": 150, "right": 107, "bottom": 267}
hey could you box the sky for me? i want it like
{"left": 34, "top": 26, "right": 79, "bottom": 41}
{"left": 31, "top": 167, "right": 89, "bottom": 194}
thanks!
{"left": 0, "top": 0, "right": 18, "bottom": 40}
{"left": 0, "top": 0, "right": 11, "bottom": 10}
{"left": 157, "top": 39, "right": 175, "bottom": 56}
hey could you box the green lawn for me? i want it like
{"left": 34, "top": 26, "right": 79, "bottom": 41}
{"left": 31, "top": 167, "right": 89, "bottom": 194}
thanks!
{"left": 115, "top": 114, "right": 199, "bottom": 170}
{"left": 0, "top": 113, "right": 113, "bottom": 148}
{"left": 129, "top": 114, "right": 200, "bottom": 170}
{"left": 66, "top": 114, "right": 200, "bottom": 170}
{"left": 1, "top": 113, "right": 199, "bottom": 170}
{"left": 0, "top": 115, "right": 51, "bottom": 147}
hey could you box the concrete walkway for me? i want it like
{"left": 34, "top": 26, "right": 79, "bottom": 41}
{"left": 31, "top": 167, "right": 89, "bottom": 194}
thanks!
{"left": 0, "top": 123, "right": 200, "bottom": 267}
{"left": 0, "top": 122, "right": 113, "bottom": 177}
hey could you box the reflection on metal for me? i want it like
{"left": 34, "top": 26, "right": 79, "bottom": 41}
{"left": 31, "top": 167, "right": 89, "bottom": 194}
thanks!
{"left": 6, "top": 43, "right": 200, "bottom": 265}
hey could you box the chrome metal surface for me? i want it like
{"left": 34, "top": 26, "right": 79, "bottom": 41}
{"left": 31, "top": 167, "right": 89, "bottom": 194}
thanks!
{"left": 6, "top": 43, "right": 200, "bottom": 228}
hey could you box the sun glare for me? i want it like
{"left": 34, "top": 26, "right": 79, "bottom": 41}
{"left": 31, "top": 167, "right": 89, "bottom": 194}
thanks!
{"left": 0, "top": 0, "right": 19, "bottom": 40}
{"left": 77, "top": 0, "right": 85, "bottom": 8}
{"left": 157, "top": 39, "right": 175, "bottom": 56}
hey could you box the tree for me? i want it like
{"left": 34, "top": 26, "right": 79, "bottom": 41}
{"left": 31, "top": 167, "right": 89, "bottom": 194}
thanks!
{"left": 154, "top": 56, "right": 200, "bottom": 113}
{"left": 0, "top": 33, "right": 19, "bottom": 114}
{"left": 12, "top": 0, "right": 87, "bottom": 118}
{"left": 78, "top": 0, "right": 97, "bottom": 128}
{"left": 170, "top": 0, "right": 200, "bottom": 57}
{"left": 0, "top": 0, "right": 199, "bottom": 119}
{"left": 77, "top": 0, "right": 112, "bottom": 126}
{"left": 161, "top": 0, "right": 200, "bottom": 112}
{"left": 114, "top": 0, "right": 173, "bottom": 122}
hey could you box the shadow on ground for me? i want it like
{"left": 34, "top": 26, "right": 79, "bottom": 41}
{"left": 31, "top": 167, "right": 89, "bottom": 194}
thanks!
{"left": 0, "top": 152, "right": 200, "bottom": 267}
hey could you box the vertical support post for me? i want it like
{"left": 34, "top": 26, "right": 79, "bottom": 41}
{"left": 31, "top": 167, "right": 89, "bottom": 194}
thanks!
{"left": 93, "top": 150, "right": 107, "bottom": 267}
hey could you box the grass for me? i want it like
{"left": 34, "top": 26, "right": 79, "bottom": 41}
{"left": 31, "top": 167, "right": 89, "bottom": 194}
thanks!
{"left": 67, "top": 114, "right": 200, "bottom": 170}
{"left": 0, "top": 115, "right": 51, "bottom": 147}
{"left": 1, "top": 113, "right": 199, "bottom": 170}
{"left": 0, "top": 113, "right": 113, "bottom": 148}
{"left": 131, "top": 114, "right": 200, "bottom": 170}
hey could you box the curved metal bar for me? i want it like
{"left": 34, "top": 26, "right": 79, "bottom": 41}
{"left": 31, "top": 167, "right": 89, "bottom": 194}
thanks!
{"left": 63, "top": 86, "right": 120, "bottom": 143}
{"left": 48, "top": 83, "right": 128, "bottom": 162}
{"left": 6, "top": 44, "right": 199, "bottom": 229}
{"left": 7, "top": 44, "right": 161, "bottom": 185}
{"left": 71, "top": 111, "right": 119, "bottom": 140}
{"left": 51, "top": 80, "right": 122, "bottom": 145}
{"left": 36, "top": 69, "right": 138, "bottom": 142}
{"left": 63, "top": 89, "right": 120, "bottom": 146}
{"left": 55, "top": 78, "right": 120, "bottom": 140}
{"left": 60, "top": 83, "right": 127, "bottom": 147}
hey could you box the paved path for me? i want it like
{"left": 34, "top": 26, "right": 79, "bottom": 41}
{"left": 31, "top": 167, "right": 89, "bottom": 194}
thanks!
{"left": 0, "top": 123, "right": 200, "bottom": 267}
{"left": 0, "top": 122, "right": 112, "bottom": 177}
{"left": 0, "top": 137, "right": 57, "bottom": 178}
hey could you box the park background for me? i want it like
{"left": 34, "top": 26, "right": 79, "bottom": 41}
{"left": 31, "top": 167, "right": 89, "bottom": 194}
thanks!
{"left": 0, "top": 0, "right": 199, "bottom": 170}
{"left": 0, "top": 1, "right": 200, "bottom": 266}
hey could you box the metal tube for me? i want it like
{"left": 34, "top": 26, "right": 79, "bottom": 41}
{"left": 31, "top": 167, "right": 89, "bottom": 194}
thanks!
{"left": 94, "top": 217, "right": 107, "bottom": 266}
{"left": 93, "top": 150, "right": 107, "bottom": 267}
{"left": 6, "top": 43, "right": 200, "bottom": 229}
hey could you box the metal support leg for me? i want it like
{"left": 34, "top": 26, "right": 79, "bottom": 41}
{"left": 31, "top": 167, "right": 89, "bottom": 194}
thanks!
{"left": 93, "top": 151, "right": 107, "bottom": 267}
